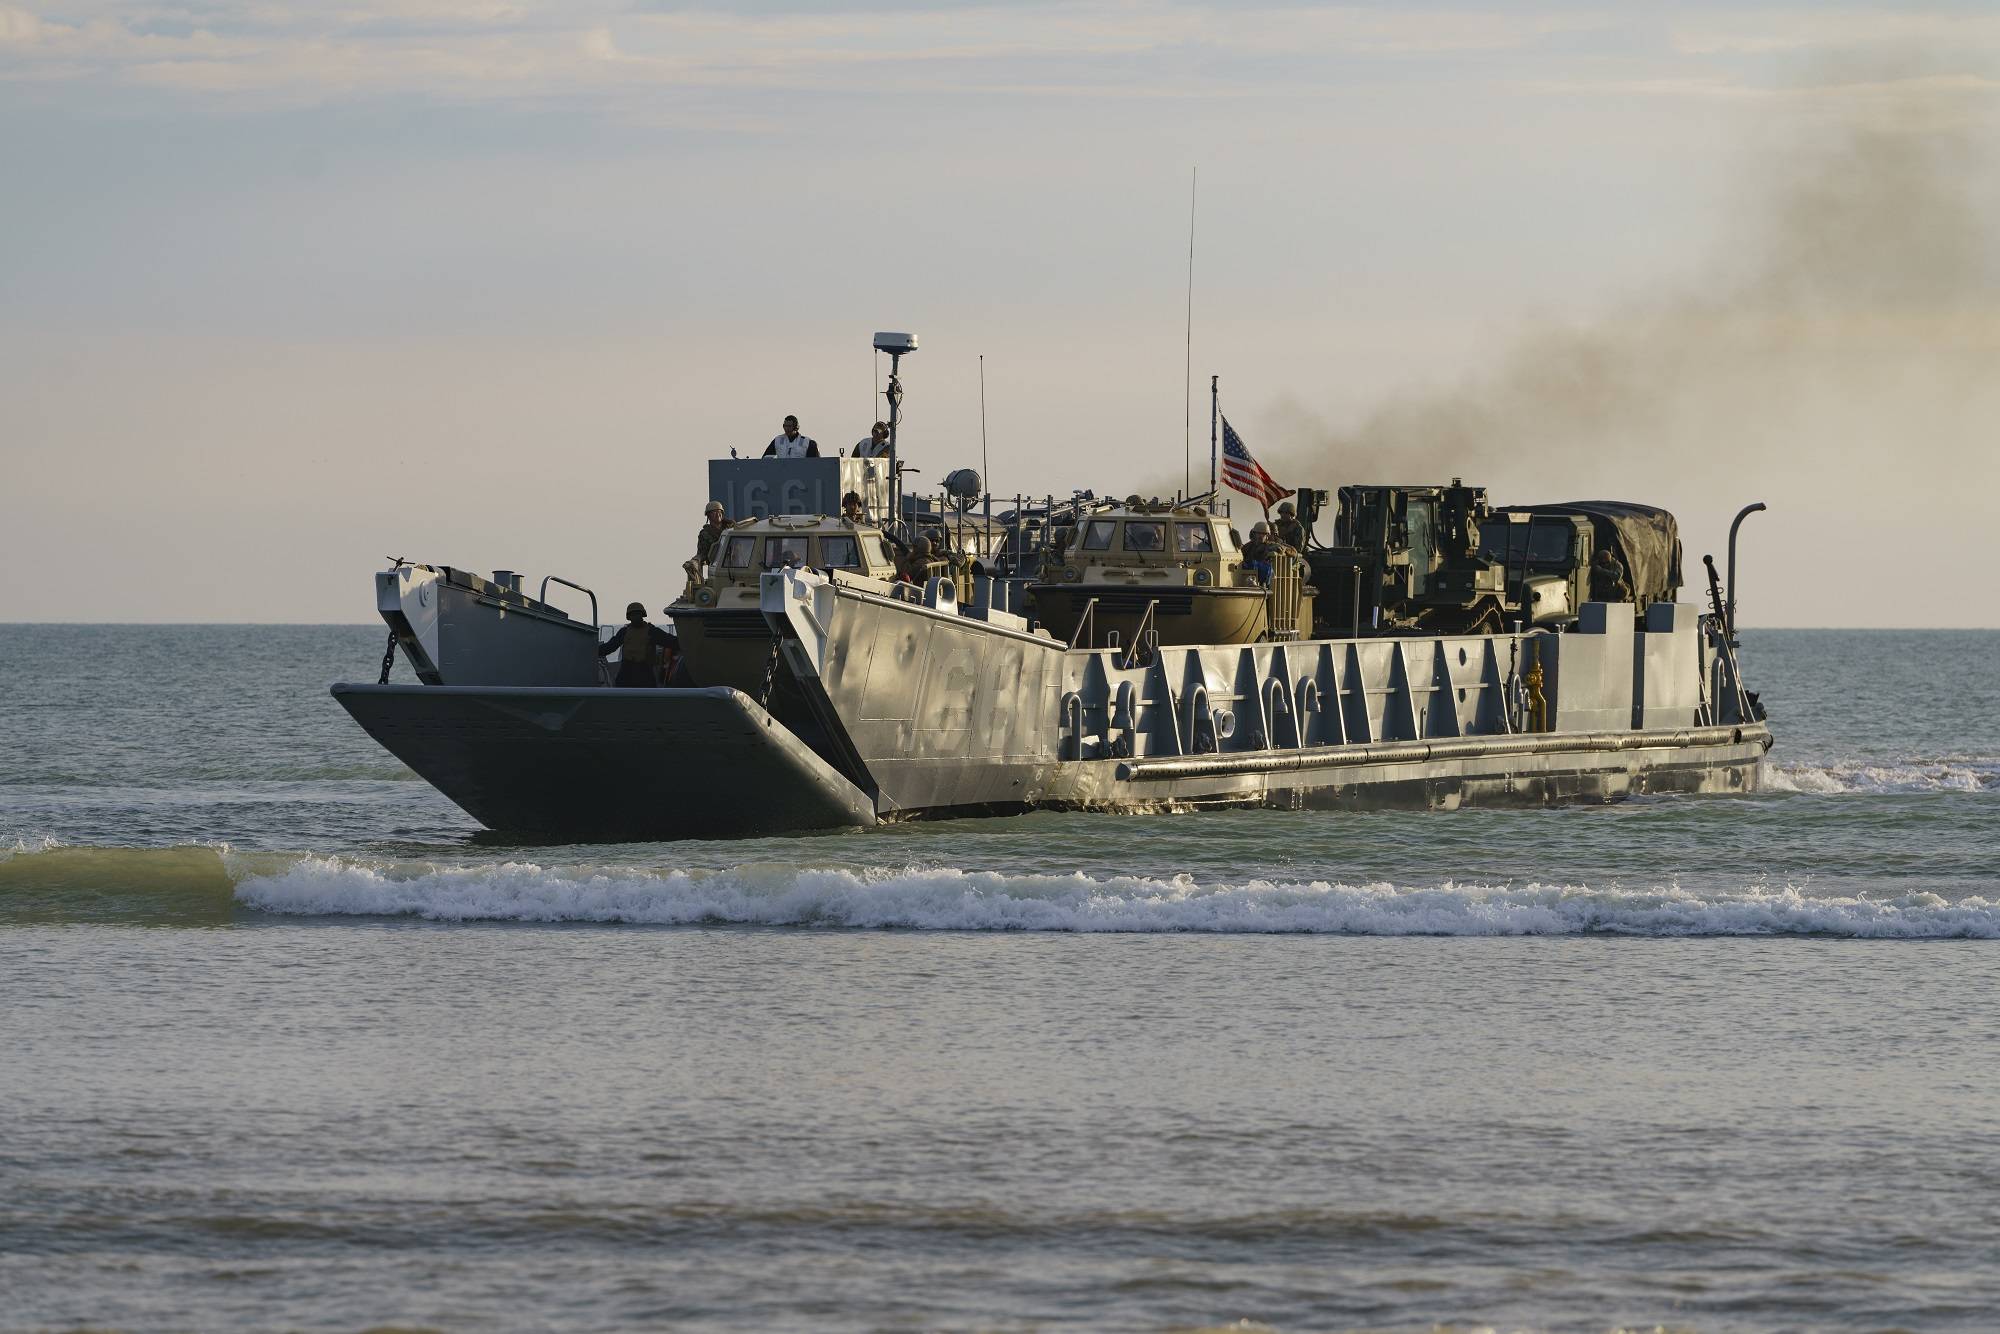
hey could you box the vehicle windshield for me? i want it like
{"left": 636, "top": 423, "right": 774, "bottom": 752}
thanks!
{"left": 1176, "top": 522, "right": 1214, "bottom": 553}
{"left": 763, "top": 535, "right": 809, "bottom": 569}
{"left": 820, "top": 535, "right": 860, "bottom": 568}
{"left": 1123, "top": 522, "right": 1165, "bottom": 552}
{"left": 861, "top": 535, "right": 890, "bottom": 569}
{"left": 1479, "top": 522, "right": 1524, "bottom": 563}
{"left": 720, "top": 535, "right": 756, "bottom": 568}
{"left": 1528, "top": 524, "right": 1572, "bottom": 563}
{"left": 1081, "top": 520, "right": 1117, "bottom": 551}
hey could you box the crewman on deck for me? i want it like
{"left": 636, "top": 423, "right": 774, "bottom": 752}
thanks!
{"left": 851, "top": 421, "right": 891, "bottom": 459}
{"left": 1590, "top": 548, "right": 1632, "bottom": 603}
{"left": 599, "top": 603, "right": 678, "bottom": 687}
{"left": 841, "top": 491, "right": 867, "bottom": 523}
{"left": 1242, "top": 522, "right": 1276, "bottom": 586}
{"left": 763, "top": 416, "right": 819, "bottom": 458}
{"left": 1273, "top": 501, "right": 1306, "bottom": 551}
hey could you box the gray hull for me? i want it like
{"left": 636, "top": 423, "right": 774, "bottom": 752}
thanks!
{"left": 334, "top": 564, "right": 1771, "bottom": 840}
{"left": 1076, "top": 725, "right": 1766, "bottom": 811}
{"left": 331, "top": 684, "right": 875, "bottom": 839}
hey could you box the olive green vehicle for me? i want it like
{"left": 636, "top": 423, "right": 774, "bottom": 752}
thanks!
{"left": 1026, "top": 501, "right": 1314, "bottom": 650}
{"left": 1301, "top": 483, "right": 1684, "bottom": 638}
{"left": 670, "top": 513, "right": 905, "bottom": 693}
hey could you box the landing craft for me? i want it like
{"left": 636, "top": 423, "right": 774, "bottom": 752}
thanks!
{"left": 333, "top": 331, "right": 1771, "bottom": 841}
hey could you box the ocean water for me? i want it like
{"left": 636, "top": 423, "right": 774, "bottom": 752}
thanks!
{"left": 2, "top": 624, "right": 1998, "bottom": 1332}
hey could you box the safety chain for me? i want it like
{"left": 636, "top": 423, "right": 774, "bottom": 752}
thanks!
{"left": 378, "top": 557, "right": 408, "bottom": 685}
{"left": 758, "top": 640, "right": 781, "bottom": 708}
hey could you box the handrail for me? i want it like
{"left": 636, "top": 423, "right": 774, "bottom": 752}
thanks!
{"left": 539, "top": 575, "right": 599, "bottom": 628}
{"left": 1120, "top": 599, "right": 1160, "bottom": 669}
{"left": 1068, "top": 597, "right": 1099, "bottom": 650}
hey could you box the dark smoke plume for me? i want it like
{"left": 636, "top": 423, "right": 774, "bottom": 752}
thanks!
{"left": 1251, "top": 55, "right": 2000, "bottom": 511}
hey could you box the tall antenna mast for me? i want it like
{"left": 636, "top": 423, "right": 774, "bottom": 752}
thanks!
{"left": 872, "top": 331, "right": 919, "bottom": 535}
{"left": 1183, "top": 166, "right": 1197, "bottom": 499}
{"left": 979, "top": 354, "right": 990, "bottom": 490}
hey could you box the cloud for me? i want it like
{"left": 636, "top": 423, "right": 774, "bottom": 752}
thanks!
{"left": 0, "top": 3, "right": 1708, "bottom": 108}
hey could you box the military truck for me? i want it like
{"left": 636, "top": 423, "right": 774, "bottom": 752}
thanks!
{"left": 1299, "top": 483, "right": 1682, "bottom": 638}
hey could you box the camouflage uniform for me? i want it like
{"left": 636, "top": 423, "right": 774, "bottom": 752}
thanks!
{"left": 1589, "top": 551, "right": 1631, "bottom": 603}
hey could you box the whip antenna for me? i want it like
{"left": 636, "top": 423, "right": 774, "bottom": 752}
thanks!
{"left": 1183, "top": 165, "right": 1197, "bottom": 499}
{"left": 979, "top": 354, "right": 990, "bottom": 491}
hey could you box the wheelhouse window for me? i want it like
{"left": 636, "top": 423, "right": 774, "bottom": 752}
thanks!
{"left": 763, "top": 535, "right": 809, "bottom": 569}
{"left": 1175, "top": 522, "right": 1214, "bottom": 553}
{"left": 1081, "top": 520, "right": 1117, "bottom": 551}
{"left": 1123, "top": 521, "right": 1165, "bottom": 552}
{"left": 720, "top": 535, "right": 755, "bottom": 568}
{"left": 820, "top": 535, "right": 860, "bottom": 569}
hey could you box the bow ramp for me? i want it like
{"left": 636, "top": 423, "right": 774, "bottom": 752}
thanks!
{"left": 330, "top": 683, "right": 876, "bottom": 839}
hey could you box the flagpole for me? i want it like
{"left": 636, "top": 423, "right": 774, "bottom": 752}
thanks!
{"left": 1209, "top": 376, "right": 1219, "bottom": 505}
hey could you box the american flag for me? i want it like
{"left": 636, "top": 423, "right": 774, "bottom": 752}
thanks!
{"left": 1219, "top": 414, "right": 1292, "bottom": 511}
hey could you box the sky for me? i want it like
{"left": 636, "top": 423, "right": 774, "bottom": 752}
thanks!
{"left": 2, "top": 2, "right": 1996, "bottom": 626}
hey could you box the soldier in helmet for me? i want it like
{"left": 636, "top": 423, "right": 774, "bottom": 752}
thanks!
{"left": 1242, "top": 522, "right": 1276, "bottom": 586}
{"left": 1273, "top": 500, "right": 1306, "bottom": 551}
{"left": 695, "top": 501, "right": 729, "bottom": 563}
{"left": 899, "top": 535, "right": 933, "bottom": 584}
{"left": 598, "top": 602, "right": 678, "bottom": 687}
{"left": 840, "top": 491, "right": 866, "bottom": 523}
{"left": 684, "top": 501, "right": 731, "bottom": 591}
{"left": 1590, "top": 547, "right": 1632, "bottom": 603}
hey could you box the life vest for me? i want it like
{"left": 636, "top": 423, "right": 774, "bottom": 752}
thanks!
{"left": 621, "top": 622, "right": 659, "bottom": 668}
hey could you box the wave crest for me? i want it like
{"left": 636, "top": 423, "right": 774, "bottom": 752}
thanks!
{"left": 234, "top": 857, "right": 2000, "bottom": 938}
{"left": 1764, "top": 757, "right": 1999, "bottom": 794}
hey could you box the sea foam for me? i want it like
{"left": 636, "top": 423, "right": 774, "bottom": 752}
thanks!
{"left": 232, "top": 857, "right": 2000, "bottom": 937}
{"left": 1764, "top": 756, "right": 1999, "bottom": 794}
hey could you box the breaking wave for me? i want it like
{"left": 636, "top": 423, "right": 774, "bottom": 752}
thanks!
{"left": 6, "top": 841, "right": 1997, "bottom": 938}
{"left": 1763, "top": 756, "right": 2000, "bottom": 795}
{"left": 229, "top": 856, "right": 2000, "bottom": 938}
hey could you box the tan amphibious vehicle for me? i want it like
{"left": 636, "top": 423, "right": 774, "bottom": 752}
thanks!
{"left": 670, "top": 513, "right": 903, "bottom": 693}
{"left": 1026, "top": 499, "right": 1313, "bottom": 652}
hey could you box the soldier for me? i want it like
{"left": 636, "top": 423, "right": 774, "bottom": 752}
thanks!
{"left": 598, "top": 602, "right": 678, "bottom": 687}
{"left": 899, "top": 536, "right": 933, "bottom": 584}
{"left": 1590, "top": 547, "right": 1631, "bottom": 603}
{"left": 840, "top": 491, "right": 866, "bottom": 523}
{"left": 695, "top": 501, "right": 729, "bottom": 564}
{"left": 763, "top": 415, "right": 820, "bottom": 458}
{"left": 851, "top": 421, "right": 891, "bottom": 458}
{"left": 1273, "top": 500, "right": 1306, "bottom": 551}
{"left": 684, "top": 501, "right": 730, "bottom": 590}
{"left": 1242, "top": 522, "right": 1276, "bottom": 586}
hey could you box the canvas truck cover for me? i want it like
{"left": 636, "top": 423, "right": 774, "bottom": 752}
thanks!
{"left": 1496, "top": 502, "right": 1684, "bottom": 607}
